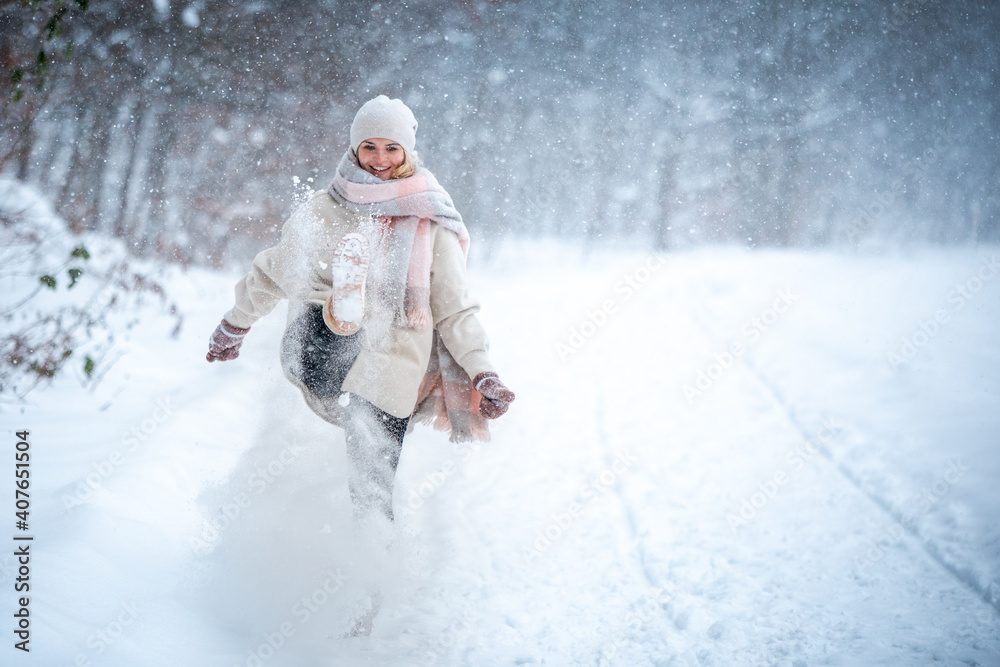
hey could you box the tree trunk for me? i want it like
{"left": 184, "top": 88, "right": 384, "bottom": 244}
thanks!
{"left": 111, "top": 94, "right": 147, "bottom": 239}
{"left": 57, "top": 102, "right": 89, "bottom": 232}
{"left": 81, "top": 98, "right": 116, "bottom": 233}
{"left": 141, "top": 103, "right": 178, "bottom": 255}
{"left": 654, "top": 154, "right": 677, "bottom": 251}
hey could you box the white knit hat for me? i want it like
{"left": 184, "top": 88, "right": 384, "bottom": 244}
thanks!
{"left": 350, "top": 95, "right": 418, "bottom": 153}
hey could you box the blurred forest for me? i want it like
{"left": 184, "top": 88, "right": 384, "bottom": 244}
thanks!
{"left": 2, "top": 0, "right": 998, "bottom": 267}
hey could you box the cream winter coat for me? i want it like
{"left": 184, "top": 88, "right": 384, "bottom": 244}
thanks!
{"left": 224, "top": 190, "right": 495, "bottom": 418}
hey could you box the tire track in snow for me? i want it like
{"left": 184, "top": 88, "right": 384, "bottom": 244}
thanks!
{"left": 581, "top": 271, "right": 753, "bottom": 665}
{"left": 743, "top": 358, "right": 1000, "bottom": 616}
{"left": 584, "top": 363, "right": 683, "bottom": 666}
{"left": 589, "top": 365, "right": 660, "bottom": 594}
{"left": 687, "top": 292, "right": 1000, "bottom": 616}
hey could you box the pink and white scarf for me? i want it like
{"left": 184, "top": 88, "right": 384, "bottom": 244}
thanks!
{"left": 329, "top": 150, "right": 488, "bottom": 442}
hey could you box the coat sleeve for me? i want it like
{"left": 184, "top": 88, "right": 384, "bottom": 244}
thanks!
{"left": 429, "top": 228, "right": 496, "bottom": 380}
{"left": 223, "top": 197, "right": 328, "bottom": 329}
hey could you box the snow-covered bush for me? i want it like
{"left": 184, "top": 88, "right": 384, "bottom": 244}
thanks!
{"left": 0, "top": 179, "right": 181, "bottom": 400}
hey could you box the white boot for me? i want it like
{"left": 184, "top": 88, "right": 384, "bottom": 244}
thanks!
{"left": 323, "top": 232, "right": 369, "bottom": 335}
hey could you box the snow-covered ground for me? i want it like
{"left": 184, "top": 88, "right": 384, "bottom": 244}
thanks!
{"left": 2, "top": 224, "right": 999, "bottom": 665}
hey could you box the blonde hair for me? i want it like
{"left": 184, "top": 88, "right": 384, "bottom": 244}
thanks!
{"left": 389, "top": 150, "right": 416, "bottom": 180}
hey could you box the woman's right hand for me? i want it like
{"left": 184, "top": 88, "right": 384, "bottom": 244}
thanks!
{"left": 206, "top": 319, "right": 250, "bottom": 362}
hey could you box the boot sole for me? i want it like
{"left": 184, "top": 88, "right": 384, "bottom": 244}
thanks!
{"left": 323, "top": 232, "right": 369, "bottom": 335}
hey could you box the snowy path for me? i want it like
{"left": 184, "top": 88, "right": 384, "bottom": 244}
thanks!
{"left": 2, "top": 242, "right": 999, "bottom": 666}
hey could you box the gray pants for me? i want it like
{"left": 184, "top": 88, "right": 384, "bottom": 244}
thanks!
{"left": 342, "top": 395, "right": 409, "bottom": 522}
{"left": 281, "top": 304, "right": 409, "bottom": 522}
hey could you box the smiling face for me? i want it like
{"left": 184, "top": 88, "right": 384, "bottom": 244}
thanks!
{"left": 356, "top": 138, "right": 406, "bottom": 180}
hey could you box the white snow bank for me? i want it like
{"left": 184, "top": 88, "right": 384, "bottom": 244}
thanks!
{"left": 1, "top": 230, "right": 998, "bottom": 666}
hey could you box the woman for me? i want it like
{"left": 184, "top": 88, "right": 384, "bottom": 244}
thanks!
{"left": 205, "top": 95, "right": 515, "bottom": 537}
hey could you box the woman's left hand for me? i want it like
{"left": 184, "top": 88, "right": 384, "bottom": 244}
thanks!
{"left": 474, "top": 372, "right": 515, "bottom": 419}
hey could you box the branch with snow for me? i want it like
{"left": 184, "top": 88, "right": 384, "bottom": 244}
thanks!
{"left": 0, "top": 179, "right": 182, "bottom": 401}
